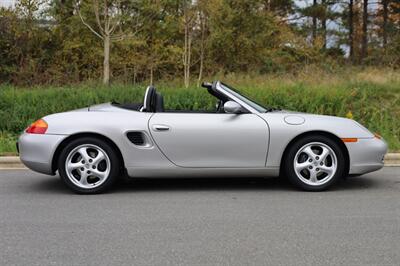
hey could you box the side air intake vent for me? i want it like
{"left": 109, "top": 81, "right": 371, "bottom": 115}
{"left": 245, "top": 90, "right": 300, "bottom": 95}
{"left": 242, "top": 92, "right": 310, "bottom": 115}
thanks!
{"left": 127, "top": 132, "right": 145, "bottom": 146}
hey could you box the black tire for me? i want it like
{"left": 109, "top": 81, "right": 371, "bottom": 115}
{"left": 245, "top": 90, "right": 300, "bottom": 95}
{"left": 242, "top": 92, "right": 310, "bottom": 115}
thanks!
{"left": 58, "top": 137, "right": 120, "bottom": 194}
{"left": 282, "top": 134, "right": 346, "bottom": 191}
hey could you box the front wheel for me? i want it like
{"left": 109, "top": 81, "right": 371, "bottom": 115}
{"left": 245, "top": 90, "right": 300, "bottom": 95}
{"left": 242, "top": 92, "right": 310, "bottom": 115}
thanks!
{"left": 283, "top": 135, "right": 346, "bottom": 191}
{"left": 58, "top": 137, "right": 120, "bottom": 194}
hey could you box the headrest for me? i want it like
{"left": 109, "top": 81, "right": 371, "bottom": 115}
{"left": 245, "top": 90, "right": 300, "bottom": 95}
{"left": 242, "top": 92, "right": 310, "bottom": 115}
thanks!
{"left": 143, "top": 86, "right": 155, "bottom": 112}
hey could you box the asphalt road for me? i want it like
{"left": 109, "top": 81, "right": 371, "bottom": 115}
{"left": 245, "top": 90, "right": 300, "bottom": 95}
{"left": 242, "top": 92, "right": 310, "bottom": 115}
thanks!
{"left": 0, "top": 168, "right": 399, "bottom": 266}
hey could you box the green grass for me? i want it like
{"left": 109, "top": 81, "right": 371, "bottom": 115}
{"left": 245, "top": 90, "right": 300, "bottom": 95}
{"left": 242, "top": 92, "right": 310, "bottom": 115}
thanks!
{"left": 1, "top": 67, "right": 399, "bottom": 154}
{"left": 0, "top": 133, "right": 17, "bottom": 156}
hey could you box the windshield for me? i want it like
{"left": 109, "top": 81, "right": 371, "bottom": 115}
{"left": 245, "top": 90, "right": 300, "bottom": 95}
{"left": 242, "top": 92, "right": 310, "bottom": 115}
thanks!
{"left": 220, "top": 83, "right": 268, "bottom": 113}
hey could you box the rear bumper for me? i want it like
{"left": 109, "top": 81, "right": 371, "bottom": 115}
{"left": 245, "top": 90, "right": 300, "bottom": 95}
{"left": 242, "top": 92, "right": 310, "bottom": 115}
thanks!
{"left": 347, "top": 137, "right": 388, "bottom": 175}
{"left": 18, "top": 133, "right": 67, "bottom": 175}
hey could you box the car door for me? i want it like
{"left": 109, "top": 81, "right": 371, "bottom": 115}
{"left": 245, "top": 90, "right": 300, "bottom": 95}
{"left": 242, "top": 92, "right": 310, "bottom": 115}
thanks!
{"left": 149, "top": 113, "right": 269, "bottom": 168}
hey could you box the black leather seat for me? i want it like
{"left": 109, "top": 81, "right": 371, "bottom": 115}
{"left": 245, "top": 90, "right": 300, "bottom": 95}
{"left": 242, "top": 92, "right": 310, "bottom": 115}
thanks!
{"left": 142, "top": 86, "right": 164, "bottom": 112}
{"left": 155, "top": 92, "right": 164, "bottom": 112}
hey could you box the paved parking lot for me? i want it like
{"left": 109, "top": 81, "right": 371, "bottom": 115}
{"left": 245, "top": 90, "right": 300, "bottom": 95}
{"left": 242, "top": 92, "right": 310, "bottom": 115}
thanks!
{"left": 0, "top": 168, "right": 399, "bottom": 265}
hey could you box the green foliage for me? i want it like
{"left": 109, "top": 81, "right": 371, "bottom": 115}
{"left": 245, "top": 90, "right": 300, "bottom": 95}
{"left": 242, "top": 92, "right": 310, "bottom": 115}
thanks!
{"left": 1, "top": 0, "right": 400, "bottom": 85}
{"left": 3, "top": 0, "right": 385, "bottom": 85}
{"left": 0, "top": 133, "right": 16, "bottom": 155}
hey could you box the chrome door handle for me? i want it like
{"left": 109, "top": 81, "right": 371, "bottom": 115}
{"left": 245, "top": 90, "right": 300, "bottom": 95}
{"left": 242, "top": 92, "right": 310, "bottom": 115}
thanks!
{"left": 153, "top": 124, "right": 170, "bottom": 131}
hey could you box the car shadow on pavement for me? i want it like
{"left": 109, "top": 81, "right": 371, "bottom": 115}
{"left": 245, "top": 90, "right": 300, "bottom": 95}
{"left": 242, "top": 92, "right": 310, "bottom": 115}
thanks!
{"left": 114, "top": 177, "right": 292, "bottom": 193}
{"left": 112, "top": 175, "right": 379, "bottom": 193}
{"left": 30, "top": 176, "right": 73, "bottom": 194}
{"left": 30, "top": 174, "right": 380, "bottom": 194}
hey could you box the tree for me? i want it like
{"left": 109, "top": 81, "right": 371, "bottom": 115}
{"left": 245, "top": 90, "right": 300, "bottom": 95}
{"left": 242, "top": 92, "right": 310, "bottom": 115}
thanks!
{"left": 372, "top": 0, "right": 400, "bottom": 63}
{"left": 382, "top": 0, "right": 389, "bottom": 48}
{"left": 360, "top": 0, "right": 368, "bottom": 61}
{"left": 76, "top": 0, "right": 144, "bottom": 85}
{"left": 312, "top": 0, "right": 317, "bottom": 44}
{"left": 340, "top": 0, "right": 367, "bottom": 63}
{"left": 4, "top": 0, "right": 55, "bottom": 84}
{"left": 296, "top": 0, "right": 323, "bottom": 46}
{"left": 181, "top": 0, "right": 195, "bottom": 88}
{"left": 15, "top": 0, "right": 43, "bottom": 23}
{"left": 349, "top": 0, "right": 355, "bottom": 61}
{"left": 196, "top": 0, "right": 209, "bottom": 87}
{"left": 321, "top": 0, "right": 328, "bottom": 49}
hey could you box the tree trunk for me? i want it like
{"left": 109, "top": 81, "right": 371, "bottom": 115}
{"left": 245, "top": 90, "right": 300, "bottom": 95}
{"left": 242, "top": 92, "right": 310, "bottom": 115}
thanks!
{"left": 322, "top": 0, "right": 327, "bottom": 49}
{"left": 361, "top": 0, "right": 368, "bottom": 62}
{"left": 183, "top": 18, "right": 187, "bottom": 88}
{"left": 103, "top": 35, "right": 110, "bottom": 85}
{"left": 312, "top": 0, "right": 317, "bottom": 44}
{"left": 59, "top": 0, "right": 74, "bottom": 20}
{"left": 183, "top": 12, "right": 191, "bottom": 89}
{"left": 123, "top": 64, "right": 127, "bottom": 84}
{"left": 187, "top": 33, "right": 191, "bottom": 88}
{"left": 349, "top": 0, "right": 354, "bottom": 62}
{"left": 150, "top": 64, "right": 154, "bottom": 85}
{"left": 264, "top": 0, "right": 271, "bottom": 12}
{"left": 183, "top": 23, "right": 188, "bottom": 88}
{"left": 197, "top": 53, "right": 204, "bottom": 88}
{"left": 382, "top": 0, "right": 388, "bottom": 48}
{"left": 133, "top": 65, "right": 137, "bottom": 85}
{"left": 197, "top": 14, "right": 206, "bottom": 87}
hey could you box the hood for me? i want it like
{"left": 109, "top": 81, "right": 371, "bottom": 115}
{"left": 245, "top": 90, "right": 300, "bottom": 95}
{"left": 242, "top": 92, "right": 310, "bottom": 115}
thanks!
{"left": 270, "top": 109, "right": 305, "bottom": 114}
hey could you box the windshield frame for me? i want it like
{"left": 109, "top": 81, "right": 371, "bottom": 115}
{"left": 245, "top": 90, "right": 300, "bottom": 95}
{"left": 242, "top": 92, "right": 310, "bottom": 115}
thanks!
{"left": 216, "top": 82, "right": 268, "bottom": 113}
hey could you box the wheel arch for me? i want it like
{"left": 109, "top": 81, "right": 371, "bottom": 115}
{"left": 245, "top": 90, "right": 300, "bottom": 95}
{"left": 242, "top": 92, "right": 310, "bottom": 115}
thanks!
{"left": 51, "top": 132, "right": 126, "bottom": 174}
{"left": 279, "top": 130, "right": 350, "bottom": 177}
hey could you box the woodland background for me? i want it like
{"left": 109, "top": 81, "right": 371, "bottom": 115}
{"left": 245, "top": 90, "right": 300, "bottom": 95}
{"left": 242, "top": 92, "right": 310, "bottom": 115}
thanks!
{"left": 0, "top": 0, "right": 399, "bottom": 85}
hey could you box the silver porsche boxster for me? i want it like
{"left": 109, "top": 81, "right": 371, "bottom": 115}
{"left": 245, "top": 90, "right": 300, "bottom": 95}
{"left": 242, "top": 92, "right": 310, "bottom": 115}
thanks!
{"left": 18, "top": 81, "right": 387, "bottom": 193}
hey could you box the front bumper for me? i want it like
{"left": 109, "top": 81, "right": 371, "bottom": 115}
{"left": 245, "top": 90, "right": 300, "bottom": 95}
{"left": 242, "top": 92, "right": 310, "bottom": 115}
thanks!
{"left": 18, "top": 133, "right": 67, "bottom": 175}
{"left": 347, "top": 137, "right": 388, "bottom": 175}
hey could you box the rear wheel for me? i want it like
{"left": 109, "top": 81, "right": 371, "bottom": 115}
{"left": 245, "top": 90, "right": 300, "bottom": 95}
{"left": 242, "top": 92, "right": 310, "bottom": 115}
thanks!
{"left": 283, "top": 135, "right": 346, "bottom": 191}
{"left": 58, "top": 137, "right": 120, "bottom": 194}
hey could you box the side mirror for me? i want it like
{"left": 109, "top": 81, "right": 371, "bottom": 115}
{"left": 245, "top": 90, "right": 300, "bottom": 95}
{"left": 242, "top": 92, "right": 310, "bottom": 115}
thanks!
{"left": 224, "top": 101, "right": 244, "bottom": 114}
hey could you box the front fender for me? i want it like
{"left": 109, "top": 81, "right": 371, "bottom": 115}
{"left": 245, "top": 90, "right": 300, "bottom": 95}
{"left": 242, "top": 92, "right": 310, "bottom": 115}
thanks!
{"left": 259, "top": 113, "right": 375, "bottom": 168}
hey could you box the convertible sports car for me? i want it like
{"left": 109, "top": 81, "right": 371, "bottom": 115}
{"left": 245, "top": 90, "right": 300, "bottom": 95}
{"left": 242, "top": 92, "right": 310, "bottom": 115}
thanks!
{"left": 18, "top": 81, "right": 387, "bottom": 193}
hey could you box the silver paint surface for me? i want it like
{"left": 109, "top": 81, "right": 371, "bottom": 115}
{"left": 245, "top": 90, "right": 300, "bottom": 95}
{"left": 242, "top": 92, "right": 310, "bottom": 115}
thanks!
{"left": 18, "top": 82, "right": 388, "bottom": 177}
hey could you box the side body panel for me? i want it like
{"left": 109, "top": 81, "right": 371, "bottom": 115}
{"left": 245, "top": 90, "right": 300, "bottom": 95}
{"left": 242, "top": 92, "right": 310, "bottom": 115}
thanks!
{"left": 149, "top": 113, "right": 269, "bottom": 167}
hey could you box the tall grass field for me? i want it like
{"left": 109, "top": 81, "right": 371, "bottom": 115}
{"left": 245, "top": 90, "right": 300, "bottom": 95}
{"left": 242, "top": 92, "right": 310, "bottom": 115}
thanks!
{"left": 1, "top": 68, "right": 399, "bottom": 154}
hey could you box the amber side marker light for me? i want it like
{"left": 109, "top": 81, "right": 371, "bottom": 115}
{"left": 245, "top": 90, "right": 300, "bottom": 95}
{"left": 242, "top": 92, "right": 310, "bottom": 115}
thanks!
{"left": 341, "top": 138, "right": 358, "bottom": 143}
{"left": 26, "top": 119, "right": 48, "bottom": 134}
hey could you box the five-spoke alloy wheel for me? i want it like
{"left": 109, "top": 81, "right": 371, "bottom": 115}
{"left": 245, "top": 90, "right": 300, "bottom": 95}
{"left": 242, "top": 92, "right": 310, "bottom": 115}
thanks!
{"left": 283, "top": 135, "right": 346, "bottom": 191}
{"left": 58, "top": 137, "right": 120, "bottom": 194}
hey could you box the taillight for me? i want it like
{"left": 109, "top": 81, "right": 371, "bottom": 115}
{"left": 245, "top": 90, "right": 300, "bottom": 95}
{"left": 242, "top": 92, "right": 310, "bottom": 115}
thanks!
{"left": 26, "top": 119, "right": 48, "bottom": 134}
